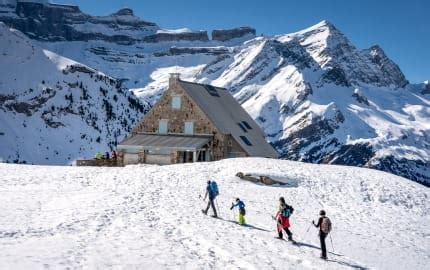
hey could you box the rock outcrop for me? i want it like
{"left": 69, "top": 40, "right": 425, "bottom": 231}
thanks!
{"left": 422, "top": 81, "right": 430, "bottom": 95}
{"left": 0, "top": 1, "right": 158, "bottom": 44}
{"left": 212, "top": 27, "right": 256, "bottom": 41}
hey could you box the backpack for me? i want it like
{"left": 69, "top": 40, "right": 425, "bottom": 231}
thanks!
{"left": 321, "top": 217, "right": 332, "bottom": 234}
{"left": 210, "top": 181, "right": 219, "bottom": 197}
{"left": 282, "top": 205, "right": 294, "bottom": 218}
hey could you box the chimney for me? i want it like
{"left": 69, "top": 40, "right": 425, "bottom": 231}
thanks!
{"left": 169, "top": 73, "right": 180, "bottom": 87}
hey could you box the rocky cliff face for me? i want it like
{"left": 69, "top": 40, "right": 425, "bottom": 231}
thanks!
{"left": 0, "top": 2, "right": 428, "bottom": 186}
{"left": 0, "top": 1, "right": 159, "bottom": 44}
{"left": 212, "top": 27, "right": 256, "bottom": 41}
{"left": 422, "top": 81, "right": 430, "bottom": 95}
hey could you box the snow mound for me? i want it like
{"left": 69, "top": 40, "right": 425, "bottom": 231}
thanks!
{"left": 0, "top": 158, "right": 428, "bottom": 269}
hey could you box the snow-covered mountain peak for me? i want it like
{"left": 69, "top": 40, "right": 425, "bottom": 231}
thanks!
{"left": 289, "top": 19, "right": 348, "bottom": 45}
{"left": 300, "top": 19, "right": 340, "bottom": 35}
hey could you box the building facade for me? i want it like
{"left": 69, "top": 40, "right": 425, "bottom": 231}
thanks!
{"left": 117, "top": 73, "right": 278, "bottom": 165}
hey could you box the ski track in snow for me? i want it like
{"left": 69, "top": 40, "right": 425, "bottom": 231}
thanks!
{"left": 0, "top": 158, "right": 429, "bottom": 269}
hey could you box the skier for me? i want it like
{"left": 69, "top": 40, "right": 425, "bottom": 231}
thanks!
{"left": 274, "top": 197, "right": 294, "bottom": 241}
{"left": 230, "top": 198, "right": 246, "bottom": 225}
{"left": 202, "top": 180, "right": 218, "bottom": 217}
{"left": 312, "top": 210, "right": 332, "bottom": 260}
{"left": 105, "top": 152, "right": 110, "bottom": 160}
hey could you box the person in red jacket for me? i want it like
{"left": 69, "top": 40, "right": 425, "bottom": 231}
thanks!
{"left": 275, "top": 197, "right": 294, "bottom": 241}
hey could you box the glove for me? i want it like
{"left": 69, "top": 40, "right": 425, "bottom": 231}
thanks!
{"left": 312, "top": 220, "right": 315, "bottom": 225}
{"left": 230, "top": 206, "right": 233, "bottom": 210}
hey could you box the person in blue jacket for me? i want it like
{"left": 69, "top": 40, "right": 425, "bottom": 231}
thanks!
{"left": 230, "top": 198, "right": 246, "bottom": 225}
{"left": 202, "top": 181, "right": 218, "bottom": 217}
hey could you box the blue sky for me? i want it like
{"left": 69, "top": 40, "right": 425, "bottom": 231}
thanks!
{"left": 56, "top": 0, "right": 429, "bottom": 83}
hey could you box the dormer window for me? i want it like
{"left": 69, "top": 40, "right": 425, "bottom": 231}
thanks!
{"left": 172, "top": 96, "right": 181, "bottom": 110}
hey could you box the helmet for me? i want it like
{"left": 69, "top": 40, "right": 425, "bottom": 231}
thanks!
{"left": 319, "top": 210, "right": 326, "bottom": 216}
{"left": 236, "top": 198, "right": 240, "bottom": 202}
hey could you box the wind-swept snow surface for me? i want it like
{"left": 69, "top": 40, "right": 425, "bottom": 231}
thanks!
{"left": 0, "top": 158, "right": 429, "bottom": 269}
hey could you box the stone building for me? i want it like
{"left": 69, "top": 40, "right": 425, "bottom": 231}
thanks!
{"left": 117, "top": 73, "right": 278, "bottom": 165}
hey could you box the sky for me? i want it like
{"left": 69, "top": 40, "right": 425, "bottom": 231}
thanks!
{"left": 55, "top": 0, "right": 429, "bottom": 83}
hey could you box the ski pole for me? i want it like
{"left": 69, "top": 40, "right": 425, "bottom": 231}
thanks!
{"left": 329, "top": 233, "right": 334, "bottom": 253}
{"left": 215, "top": 198, "right": 221, "bottom": 217}
{"left": 305, "top": 223, "right": 312, "bottom": 233}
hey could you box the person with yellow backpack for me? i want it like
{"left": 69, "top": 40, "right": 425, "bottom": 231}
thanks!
{"left": 230, "top": 198, "right": 246, "bottom": 225}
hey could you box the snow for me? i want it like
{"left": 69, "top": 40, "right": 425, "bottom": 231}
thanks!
{"left": 156, "top": 28, "right": 194, "bottom": 34}
{"left": 0, "top": 158, "right": 428, "bottom": 269}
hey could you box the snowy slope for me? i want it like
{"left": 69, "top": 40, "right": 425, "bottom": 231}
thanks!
{"left": 0, "top": 22, "right": 147, "bottom": 164}
{"left": 0, "top": 159, "right": 429, "bottom": 269}
{"left": 0, "top": 2, "right": 429, "bottom": 185}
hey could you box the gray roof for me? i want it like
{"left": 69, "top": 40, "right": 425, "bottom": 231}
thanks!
{"left": 118, "top": 134, "right": 211, "bottom": 151}
{"left": 178, "top": 80, "right": 278, "bottom": 158}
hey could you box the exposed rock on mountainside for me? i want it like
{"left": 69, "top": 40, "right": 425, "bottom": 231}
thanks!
{"left": 0, "top": 0, "right": 158, "bottom": 44}
{"left": 422, "top": 81, "right": 430, "bottom": 95}
{"left": 212, "top": 27, "right": 256, "bottom": 41}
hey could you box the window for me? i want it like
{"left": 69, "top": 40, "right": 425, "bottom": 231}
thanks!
{"left": 237, "top": 123, "right": 247, "bottom": 132}
{"left": 242, "top": 121, "right": 252, "bottom": 130}
{"left": 205, "top": 85, "right": 220, "bottom": 97}
{"left": 172, "top": 96, "right": 181, "bottom": 109}
{"left": 184, "top": 121, "right": 194, "bottom": 135}
{"left": 158, "top": 120, "right": 168, "bottom": 134}
{"left": 240, "top": 136, "right": 253, "bottom": 146}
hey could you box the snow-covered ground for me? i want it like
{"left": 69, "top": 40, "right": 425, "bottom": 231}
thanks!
{"left": 0, "top": 158, "right": 428, "bottom": 269}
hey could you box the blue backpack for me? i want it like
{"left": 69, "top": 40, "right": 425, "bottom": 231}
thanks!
{"left": 210, "top": 181, "right": 219, "bottom": 197}
{"left": 282, "top": 205, "right": 294, "bottom": 218}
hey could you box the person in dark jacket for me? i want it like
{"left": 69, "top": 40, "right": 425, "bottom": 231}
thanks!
{"left": 230, "top": 198, "right": 246, "bottom": 225}
{"left": 202, "top": 181, "right": 217, "bottom": 217}
{"left": 313, "top": 210, "right": 329, "bottom": 260}
{"left": 275, "top": 197, "right": 293, "bottom": 241}
{"left": 111, "top": 150, "right": 117, "bottom": 160}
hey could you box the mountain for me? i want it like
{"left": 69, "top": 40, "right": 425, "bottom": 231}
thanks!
{"left": 0, "top": 1, "right": 429, "bottom": 185}
{"left": 0, "top": 22, "right": 147, "bottom": 164}
{"left": 0, "top": 158, "right": 429, "bottom": 269}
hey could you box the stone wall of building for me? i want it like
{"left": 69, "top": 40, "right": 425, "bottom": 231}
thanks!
{"left": 76, "top": 159, "right": 119, "bottom": 167}
{"left": 132, "top": 76, "right": 232, "bottom": 160}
